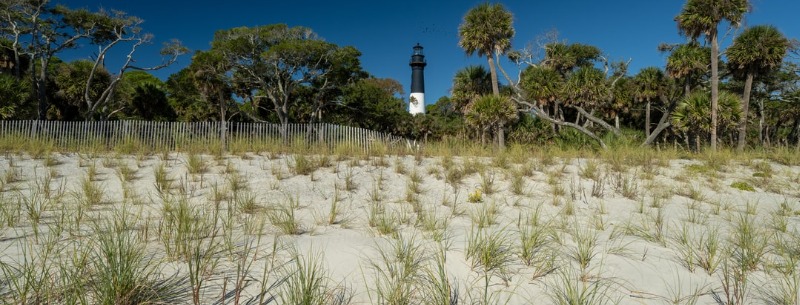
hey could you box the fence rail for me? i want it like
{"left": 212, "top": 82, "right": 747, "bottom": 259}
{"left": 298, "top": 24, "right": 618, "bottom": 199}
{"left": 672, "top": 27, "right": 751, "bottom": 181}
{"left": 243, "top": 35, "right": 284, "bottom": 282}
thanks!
{"left": 0, "top": 120, "right": 412, "bottom": 152}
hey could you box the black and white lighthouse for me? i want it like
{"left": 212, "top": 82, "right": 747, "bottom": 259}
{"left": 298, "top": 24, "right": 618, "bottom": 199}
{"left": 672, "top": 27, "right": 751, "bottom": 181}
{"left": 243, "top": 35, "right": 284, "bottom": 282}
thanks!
{"left": 409, "top": 43, "right": 426, "bottom": 115}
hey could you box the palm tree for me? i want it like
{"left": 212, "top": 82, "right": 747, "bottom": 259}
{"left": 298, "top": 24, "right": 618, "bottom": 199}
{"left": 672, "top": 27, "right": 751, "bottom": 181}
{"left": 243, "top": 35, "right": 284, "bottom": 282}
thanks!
{"left": 673, "top": 90, "right": 741, "bottom": 150}
{"left": 675, "top": 0, "right": 749, "bottom": 150}
{"left": 458, "top": 2, "right": 514, "bottom": 96}
{"left": 465, "top": 94, "right": 518, "bottom": 148}
{"left": 634, "top": 67, "right": 668, "bottom": 137}
{"left": 726, "top": 25, "right": 790, "bottom": 151}
{"left": 451, "top": 65, "right": 492, "bottom": 112}
{"left": 521, "top": 65, "right": 564, "bottom": 117}
{"left": 664, "top": 43, "right": 710, "bottom": 97}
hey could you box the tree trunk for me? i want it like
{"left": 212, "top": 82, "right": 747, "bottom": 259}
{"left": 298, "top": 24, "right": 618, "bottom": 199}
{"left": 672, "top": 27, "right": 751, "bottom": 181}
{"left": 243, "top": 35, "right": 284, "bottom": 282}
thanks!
{"left": 710, "top": 31, "right": 720, "bottom": 151}
{"left": 571, "top": 105, "right": 620, "bottom": 135}
{"left": 487, "top": 55, "right": 500, "bottom": 96}
{"left": 791, "top": 119, "right": 800, "bottom": 146}
{"left": 36, "top": 57, "right": 48, "bottom": 120}
{"left": 758, "top": 99, "right": 765, "bottom": 146}
{"left": 497, "top": 125, "right": 505, "bottom": 149}
{"left": 684, "top": 78, "right": 691, "bottom": 98}
{"left": 530, "top": 104, "right": 607, "bottom": 149}
{"left": 642, "top": 95, "right": 677, "bottom": 147}
{"left": 695, "top": 134, "right": 701, "bottom": 152}
{"left": 219, "top": 90, "right": 227, "bottom": 152}
{"left": 737, "top": 72, "right": 754, "bottom": 151}
{"left": 765, "top": 124, "right": 771, "bottom": 147}
{"left": 645, "top": 100, "right": 651, "bottom": 138}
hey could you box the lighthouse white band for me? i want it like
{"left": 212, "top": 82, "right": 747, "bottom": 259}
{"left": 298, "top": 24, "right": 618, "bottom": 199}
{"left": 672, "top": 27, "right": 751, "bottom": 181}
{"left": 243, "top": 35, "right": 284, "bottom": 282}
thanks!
{"left": 409, "top": 92, "right": 425, "bottom": 115}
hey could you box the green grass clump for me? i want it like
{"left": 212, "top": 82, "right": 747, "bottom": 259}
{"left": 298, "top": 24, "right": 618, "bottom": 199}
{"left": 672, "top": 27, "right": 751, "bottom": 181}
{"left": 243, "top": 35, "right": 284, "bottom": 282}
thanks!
{"left": 280, "top": 250, "right": 350, "bottom": 305}
{"left": 466, "top": 226, "right": 515, "bottom": 305}
{"left": 185, "top": 153, "right": 208, "bottom": 175}
{"left": 369, "top": 235, "right": 428, "bottom": 305}
{"left": 291, "top": 154, "right": 318, "bottom": 176}
{"left": 79, "top": 177, "right": 106, "bottom": 206}
{"left": 730, "top": 181, "right": 755, "bottom": 192}
{"left": 517, "top": 210, "right": 557, "bottom": 279}
{"left": 91, "top": 220, "right": 188, "bottom": 305}
{"left": 266, "top": 197, "right": 305, "bottom": 235}
{"left": 547, "top": 269, "right": 619, "bottom": 305}
{"left": 153, "top": 162, "right": 170, "bottom": 194}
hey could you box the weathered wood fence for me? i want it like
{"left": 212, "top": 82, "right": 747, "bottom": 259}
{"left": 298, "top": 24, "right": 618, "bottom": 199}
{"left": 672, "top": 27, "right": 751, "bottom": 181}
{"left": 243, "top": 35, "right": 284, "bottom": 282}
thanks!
{"left": 0, "top": 120, "right": 411, "bottom": 152}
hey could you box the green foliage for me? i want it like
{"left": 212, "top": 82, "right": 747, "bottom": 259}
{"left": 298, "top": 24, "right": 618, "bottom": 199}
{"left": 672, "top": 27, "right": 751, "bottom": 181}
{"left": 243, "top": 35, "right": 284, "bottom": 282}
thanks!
{"left": 673, "top": 90, "right": 742, "bottom": 146}
{"left": 50, "top": 60, "right": 112, "bottom": 120}
{"left": 115, "top": 71, "right": 176, "bottom": 121}
{"left": 210, "top": 24, "right": 366, "bottom": 126}
{"left": 166, "top": 68, "right": 220, "bottom": 121}
{"left": 665, "top": 43, "right": 711, "bottom": 80}
{"left": 521, "top": 65, "right": 564, "bottom": 104}
{"left": 465, "top": 95, "right": 518, "bottom": 143}
{"left": 676, "top": 0, "right": 749, "bottom": 41}
{"left": 563, "top": 67, "right": 609, "bottom": 107}
{"left": 508, "top": 114, "right": 554, "bottom": 144}
{"left": 334, "top": 78, "right": 411, "bottom": 135}
{"left": 727, "top": 25, "right": 790, "bottom": 77}
{"left": 0, "top": 74, "right": 34, "bottom": 119}
{"left": 451, "top": 65, "right": 493, "bottom": 111}
{"left": 633, "top": 67, "right": 669, "bottom": 103}
{"left": 458, "top": 3, "right": 514, "bottom": 59}
{"left": 544, "top": 43, "right": 602, "bottom": 73}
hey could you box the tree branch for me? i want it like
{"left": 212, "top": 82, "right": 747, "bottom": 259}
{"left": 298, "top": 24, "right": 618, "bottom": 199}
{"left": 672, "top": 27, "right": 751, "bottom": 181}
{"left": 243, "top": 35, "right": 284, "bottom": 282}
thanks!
{"left": 570, "top": 104, "right": 620, "bottom": 135}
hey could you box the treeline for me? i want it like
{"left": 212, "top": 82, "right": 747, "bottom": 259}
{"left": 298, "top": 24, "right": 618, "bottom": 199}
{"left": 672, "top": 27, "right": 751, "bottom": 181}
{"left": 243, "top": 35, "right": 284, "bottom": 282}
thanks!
{"left": 0, "top": 1, "right": 417, "bottom": 137}
{"left": 439, "top": 1, "right": 800, "bottom": 150}
{"left": 2, "top": 0, "right": 800, "bottom": 151}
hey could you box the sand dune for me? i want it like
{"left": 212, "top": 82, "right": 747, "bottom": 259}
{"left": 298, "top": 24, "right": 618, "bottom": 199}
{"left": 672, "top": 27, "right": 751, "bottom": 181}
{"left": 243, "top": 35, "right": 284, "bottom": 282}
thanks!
{"left": 1, "top": 151, "right": 798, "bottom": 304}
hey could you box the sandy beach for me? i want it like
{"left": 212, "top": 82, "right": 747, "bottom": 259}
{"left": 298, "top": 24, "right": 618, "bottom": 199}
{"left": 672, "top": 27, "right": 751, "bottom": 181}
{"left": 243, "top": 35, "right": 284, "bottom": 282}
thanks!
{"left": 1, "top": 150, "right": 798, "bottom": 304}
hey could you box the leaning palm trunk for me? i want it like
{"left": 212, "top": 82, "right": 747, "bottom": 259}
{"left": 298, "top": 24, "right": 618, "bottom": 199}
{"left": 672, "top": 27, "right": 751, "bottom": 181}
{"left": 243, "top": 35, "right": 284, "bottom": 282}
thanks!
{"left": 642, "top": 95, "right": 677, "bottom": 147}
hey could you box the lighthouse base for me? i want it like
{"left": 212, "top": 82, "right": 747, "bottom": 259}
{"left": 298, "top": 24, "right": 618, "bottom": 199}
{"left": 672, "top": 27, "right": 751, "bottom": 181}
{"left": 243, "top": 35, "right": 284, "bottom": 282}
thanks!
{"left": 409, "top": 92, "right": 425, "bottom": 115}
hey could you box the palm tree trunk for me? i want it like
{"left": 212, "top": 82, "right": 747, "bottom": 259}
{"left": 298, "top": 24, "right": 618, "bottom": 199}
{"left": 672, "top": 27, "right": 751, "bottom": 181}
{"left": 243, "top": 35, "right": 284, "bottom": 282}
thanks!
{"left": 645, "top": 100, "right": 651, "bottom": 138}
{"left": 710, "top": 31, "right": 720, "bottom": 151}
{"left": 487, "top": 55, "right": 500, "bottom": 96}
{"left": 684, "top": 77, "right": 691, "bottom": 98}
{"left": 695, "top": 134, "right": 701, "bottom": 152}
{"left": 737, "top": 72, "right": 754, "bottom": 151}
{"left": 498, "top": 125, "right": 505, "bottom": 149}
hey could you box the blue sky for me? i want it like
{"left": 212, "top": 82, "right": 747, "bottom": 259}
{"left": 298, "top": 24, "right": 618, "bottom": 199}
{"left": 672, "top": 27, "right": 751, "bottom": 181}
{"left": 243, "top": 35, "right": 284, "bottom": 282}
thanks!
{"left": 58, "top": 0, "right": 800, "bottom": 107}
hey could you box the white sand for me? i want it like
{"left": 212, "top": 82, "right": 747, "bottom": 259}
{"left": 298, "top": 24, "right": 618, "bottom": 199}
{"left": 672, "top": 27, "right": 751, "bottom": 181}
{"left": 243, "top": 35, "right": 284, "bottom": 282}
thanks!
{"left": 1, "top": 151, "right": 799, "bottom": 304}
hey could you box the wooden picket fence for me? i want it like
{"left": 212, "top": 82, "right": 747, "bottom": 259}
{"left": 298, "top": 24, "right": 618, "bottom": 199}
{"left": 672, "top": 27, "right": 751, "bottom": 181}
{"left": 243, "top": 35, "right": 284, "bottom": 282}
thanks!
{"left": 0, "top": 120, "right": 413, "bottom": 153}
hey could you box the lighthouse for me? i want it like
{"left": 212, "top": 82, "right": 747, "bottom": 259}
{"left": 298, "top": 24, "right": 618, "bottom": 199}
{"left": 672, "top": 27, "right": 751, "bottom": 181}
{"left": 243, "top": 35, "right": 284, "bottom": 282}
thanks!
{"left": 409, "top": 43, "right": 426, "bottom": 115}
